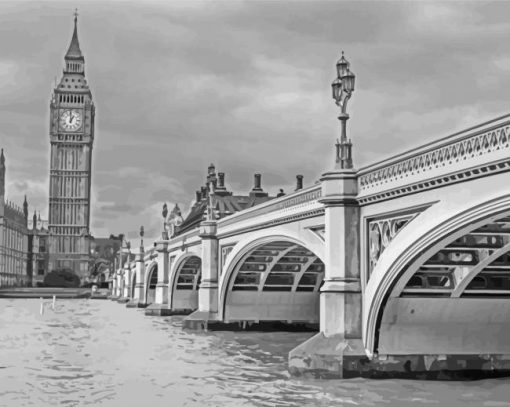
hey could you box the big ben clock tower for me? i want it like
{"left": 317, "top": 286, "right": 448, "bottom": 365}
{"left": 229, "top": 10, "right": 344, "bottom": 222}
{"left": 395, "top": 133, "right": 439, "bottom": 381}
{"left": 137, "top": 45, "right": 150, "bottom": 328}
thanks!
{"left": 47, "top": 12, "right": 95, "bottom": 279}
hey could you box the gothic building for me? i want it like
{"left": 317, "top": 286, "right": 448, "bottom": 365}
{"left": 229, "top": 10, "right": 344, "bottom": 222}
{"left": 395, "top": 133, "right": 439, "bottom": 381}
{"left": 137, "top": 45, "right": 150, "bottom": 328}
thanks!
{"left": 47, "top": 14, "right": 95, "bottom": 279}
{"left": 0, "top": 149, "right": 31, "bottom": 287}
{"left": 172, "top": 164, "right": 275, "bottom": 236}
{"left": 28, "top": 212, "right": 50, "bottom": 287}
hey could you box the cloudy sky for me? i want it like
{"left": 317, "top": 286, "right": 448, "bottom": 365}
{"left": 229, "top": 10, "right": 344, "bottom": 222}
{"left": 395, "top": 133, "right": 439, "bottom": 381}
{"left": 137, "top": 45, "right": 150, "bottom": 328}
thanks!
{"left": 1, "top": 0, "right": 509, "bottom": 242}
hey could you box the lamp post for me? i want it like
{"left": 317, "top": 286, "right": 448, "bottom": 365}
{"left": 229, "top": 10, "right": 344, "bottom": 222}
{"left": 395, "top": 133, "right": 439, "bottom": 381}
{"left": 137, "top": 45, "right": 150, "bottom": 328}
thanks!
{"left": 331, "top": 51, "right": 355, "bottom": 169}
{"left": 139, "top": 226, "right": 144, "bottom": 251}
{"left": 162, "top": 203, "right": 169, "bottom": 240}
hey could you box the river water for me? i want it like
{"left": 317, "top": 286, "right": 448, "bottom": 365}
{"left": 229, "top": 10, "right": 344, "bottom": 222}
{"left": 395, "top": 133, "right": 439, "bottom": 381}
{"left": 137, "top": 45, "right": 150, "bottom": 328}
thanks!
{"left": 0, "top": 299, "right": 509, "bottom": 407}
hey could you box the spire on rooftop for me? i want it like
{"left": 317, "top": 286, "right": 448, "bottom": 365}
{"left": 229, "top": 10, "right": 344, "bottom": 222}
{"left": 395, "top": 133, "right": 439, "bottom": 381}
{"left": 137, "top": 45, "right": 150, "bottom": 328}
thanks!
{"left": 65, "top": 9, "right": 83, "bottom": 60}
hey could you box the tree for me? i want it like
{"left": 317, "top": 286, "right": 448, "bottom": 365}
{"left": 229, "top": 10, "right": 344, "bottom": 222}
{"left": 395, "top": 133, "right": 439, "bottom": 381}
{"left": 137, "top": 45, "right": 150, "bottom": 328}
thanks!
{"left": 44, "top": 268, "right": 81, "bottom": 288}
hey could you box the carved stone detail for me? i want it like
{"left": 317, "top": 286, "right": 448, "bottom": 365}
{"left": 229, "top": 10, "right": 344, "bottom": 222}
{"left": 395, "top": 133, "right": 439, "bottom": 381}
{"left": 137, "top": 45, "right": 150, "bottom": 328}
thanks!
{"left": 368, "top": 215, "right": 414, "bottom": 276}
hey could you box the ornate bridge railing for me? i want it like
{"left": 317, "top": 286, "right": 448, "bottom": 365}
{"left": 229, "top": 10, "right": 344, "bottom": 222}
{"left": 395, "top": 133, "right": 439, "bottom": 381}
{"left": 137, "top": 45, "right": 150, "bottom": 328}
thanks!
{"left": 216, "top": 184, "right": 323, "bottom": 236}
{"left": 357, "top": 114, "right": 510, "bottom": 204}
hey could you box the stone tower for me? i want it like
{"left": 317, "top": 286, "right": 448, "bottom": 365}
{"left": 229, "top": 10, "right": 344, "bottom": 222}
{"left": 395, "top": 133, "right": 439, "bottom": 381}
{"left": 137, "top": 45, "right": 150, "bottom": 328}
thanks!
{"left": 47, "top": 13, "right": 95, "bottom": 279}
{"left": 0, "top": 148, "right": 5, "bottom": 198}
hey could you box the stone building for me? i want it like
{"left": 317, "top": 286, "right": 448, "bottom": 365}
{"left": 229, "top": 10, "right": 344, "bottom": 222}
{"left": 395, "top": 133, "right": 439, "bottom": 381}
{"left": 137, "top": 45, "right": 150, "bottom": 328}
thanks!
{"left": 173, "top": 164, "right": 274, "bottom": 237}
{"left": 0, "top": 149, "right": 30, "bottom": 287}
{"left": 27, "top": 212, "right": 50, "bottom": 287}
{"left": 89, "top": 235, "right": 123, "bottom": 284}
{"left": 47, "top": 14, "right": 95, "bottom": 280}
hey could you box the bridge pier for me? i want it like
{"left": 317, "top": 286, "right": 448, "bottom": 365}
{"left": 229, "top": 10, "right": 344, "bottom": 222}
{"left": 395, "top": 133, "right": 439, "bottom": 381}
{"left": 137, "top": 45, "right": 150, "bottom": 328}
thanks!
{"left": 127, "top": 248, "right": 147, "bottom": 308}
{"left": 183, "top": 220, "right": 220, "bottom": 329}
{"left": 289, "top": 168, "right": 367, "bottom": 378}
{"left": 108, "top": 272, "right": 120, "bottom": 300}
{"left": 146, "top": 243, "right": 174, "bottom": 315}
{"left": 116, "top": 261, "right": 131, "bottom": 303}
{"left": 114, "top": 270, "right": 122, "bottom": 298}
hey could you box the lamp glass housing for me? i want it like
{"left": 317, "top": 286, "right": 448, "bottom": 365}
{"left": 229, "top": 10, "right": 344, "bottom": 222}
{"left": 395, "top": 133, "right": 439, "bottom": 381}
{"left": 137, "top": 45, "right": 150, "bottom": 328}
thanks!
{"left": 336, "top": 59, "right": 349, "bottom": 79}
{"left": 342, "top": 70, "right": 355, "bottom": 92}
{"left": 331, "top": 78, "right": 342, "bottom": 102}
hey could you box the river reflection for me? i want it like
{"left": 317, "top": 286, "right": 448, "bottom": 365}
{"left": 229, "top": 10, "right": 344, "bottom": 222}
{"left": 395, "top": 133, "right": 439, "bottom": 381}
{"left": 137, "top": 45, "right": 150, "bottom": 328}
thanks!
{"left": 0, "top": 299, "right": 509, "bottom": 407}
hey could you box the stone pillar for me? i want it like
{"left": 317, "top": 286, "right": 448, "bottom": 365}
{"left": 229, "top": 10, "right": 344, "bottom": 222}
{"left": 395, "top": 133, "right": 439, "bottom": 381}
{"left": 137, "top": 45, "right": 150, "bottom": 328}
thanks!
{"left": 183, "top": 220, "right": 219, "bottom": 329}
{"left": 198, "top": 220, "right": 219, "bottom": 313}
{"left": 123, "top": 263, "right": 131, "bottom": 298}
{"left": 118, "top": 259, "right": 131, "bottom": 303}
{"left": 289, "top": 168, "right": 366, "bottom": 378}
{"left": 115, "top": 270, "right": 123, "bottom": 297}
{"left": 128, "top": 247, "right": 147, "bottom": 308}
{"left": 155, "top": 244, "right": 169, "bottom": 304}
{"left": 111, "top": 275, "right": 117, "bottom": 298}
{"left": 145, "top": 242, "right": 172, "bottom": 316}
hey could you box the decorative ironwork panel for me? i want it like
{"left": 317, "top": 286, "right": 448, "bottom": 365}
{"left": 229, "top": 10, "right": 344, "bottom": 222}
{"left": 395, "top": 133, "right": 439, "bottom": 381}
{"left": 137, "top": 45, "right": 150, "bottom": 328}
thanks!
{"left": 368, "top": 214, "right": 415, "bottom": 277}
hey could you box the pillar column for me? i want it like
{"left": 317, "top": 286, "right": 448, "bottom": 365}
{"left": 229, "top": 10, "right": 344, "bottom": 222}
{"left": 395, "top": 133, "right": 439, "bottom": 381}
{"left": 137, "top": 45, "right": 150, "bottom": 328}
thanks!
{"left": 183, "top": 220, "right": 219, "bottom": 329}
{"left": 128, "top": 247, "right": 147, "bottom": 308}
{"left": 145, "top": 242, "right": 173, "bottom": 316}
{"left": 198, "top": 220, "right": 219, "bottom": 313}
{"left": 111, "top": 275, "right": 117, "bottom": 298}
{"left": 118, "top": 260, "right": 131, "bottom": 303}
{"left": 115, "top": 270, "right": 123, "bottom": 297}
{"left": 155, "top": 243, "right": 169, "bottom": 304}
{"left": 320, "top": 169, "right": 361, "bottom": 337}
{"left": 289, "top": 168, "right": 366, "bottom": 378}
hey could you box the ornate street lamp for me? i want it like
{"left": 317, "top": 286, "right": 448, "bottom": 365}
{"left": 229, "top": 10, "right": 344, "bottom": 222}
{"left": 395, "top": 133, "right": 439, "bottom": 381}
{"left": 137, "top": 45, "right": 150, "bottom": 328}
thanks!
{"left": 331, "top": 51, "right": 356, "bottom": 169}
{"left": 139, "top": 226, "right": 144, "bottom": 250}
{"left": 162, "top": 202, "right": 169, "bottom": 240}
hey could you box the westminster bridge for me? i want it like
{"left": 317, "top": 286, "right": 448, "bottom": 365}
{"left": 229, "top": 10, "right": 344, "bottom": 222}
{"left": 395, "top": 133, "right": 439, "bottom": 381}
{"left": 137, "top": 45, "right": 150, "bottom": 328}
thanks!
{"left": 110, "top": 55, "right": 510, "bottom": 379}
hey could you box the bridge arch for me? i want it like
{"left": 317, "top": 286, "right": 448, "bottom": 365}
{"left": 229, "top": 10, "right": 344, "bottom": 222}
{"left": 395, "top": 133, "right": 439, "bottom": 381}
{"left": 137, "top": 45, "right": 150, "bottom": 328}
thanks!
{"left": 144, "top": 261, "right": 158, "bottom": 305}
{"left": 365, "top": 193, "right": 510, "bottom": 356}
{"left": 169, "top": 252, "right": 202, "bottom": 312}
{"left": 219, "top": 235, "right": 325, "bottom": 324}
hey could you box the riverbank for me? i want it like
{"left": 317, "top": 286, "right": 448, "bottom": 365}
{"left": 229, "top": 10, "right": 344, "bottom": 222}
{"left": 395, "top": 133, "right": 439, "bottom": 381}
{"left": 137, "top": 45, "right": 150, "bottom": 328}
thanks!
{"left": 0, "top": 287, "right": 91, "bottom": 299}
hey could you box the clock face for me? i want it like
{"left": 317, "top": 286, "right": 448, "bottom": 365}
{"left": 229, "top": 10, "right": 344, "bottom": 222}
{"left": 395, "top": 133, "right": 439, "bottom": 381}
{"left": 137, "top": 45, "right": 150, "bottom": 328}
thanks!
{"left": 60, "top": 109, "right": 82, "bottom": 132}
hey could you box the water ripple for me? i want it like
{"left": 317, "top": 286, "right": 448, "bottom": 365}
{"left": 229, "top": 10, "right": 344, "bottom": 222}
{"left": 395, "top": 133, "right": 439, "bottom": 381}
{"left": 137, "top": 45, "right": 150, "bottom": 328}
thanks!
{"left": 0, "top": 298, "right": 509, "bottom": 406}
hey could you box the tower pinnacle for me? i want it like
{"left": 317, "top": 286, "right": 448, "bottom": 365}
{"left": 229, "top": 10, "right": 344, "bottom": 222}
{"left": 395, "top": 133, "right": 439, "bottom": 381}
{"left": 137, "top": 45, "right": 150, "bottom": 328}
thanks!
{"left": 65, "top": 10, "right": 83, "bottom": 61}
{"left": 0, "top": 148, "right": 5, "bottom": 197}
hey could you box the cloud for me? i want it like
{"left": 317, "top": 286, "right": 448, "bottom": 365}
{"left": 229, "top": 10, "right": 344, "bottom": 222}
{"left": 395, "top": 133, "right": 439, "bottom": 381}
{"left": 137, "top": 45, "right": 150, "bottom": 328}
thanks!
{"left": 2, "top": 1, "right": 510, "bottom": 246}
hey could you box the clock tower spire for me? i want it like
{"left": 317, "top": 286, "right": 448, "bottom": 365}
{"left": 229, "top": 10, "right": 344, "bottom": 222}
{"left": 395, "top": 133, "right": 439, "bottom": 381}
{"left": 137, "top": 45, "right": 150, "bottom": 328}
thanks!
{"left": 47, "top": 12, "right": 95, "bottom": 280}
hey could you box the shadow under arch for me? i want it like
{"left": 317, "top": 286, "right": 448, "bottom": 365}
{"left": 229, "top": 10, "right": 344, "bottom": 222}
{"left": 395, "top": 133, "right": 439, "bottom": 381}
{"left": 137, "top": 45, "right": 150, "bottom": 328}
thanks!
{"left": 130, "top": 270, "right": 136, "bottom": 299}
{"left": 169, "top": 254, "right": 202, "bottom": 312}
{"left": 144, "top": 261, "right": 158, "bottom": 305}
{"left": 219, "top": 235, "right": 325, "bottom": 325}
{"left": 365, "top": 194, "right": 510, "bottom": 356}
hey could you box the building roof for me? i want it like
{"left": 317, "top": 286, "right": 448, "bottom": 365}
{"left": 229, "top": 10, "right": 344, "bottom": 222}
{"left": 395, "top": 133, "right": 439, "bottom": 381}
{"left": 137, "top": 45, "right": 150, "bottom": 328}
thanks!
{"left": 65, "top": 15, "right": 83, "bottom": 60}
{"left": 174, "top": 165, "right": 274, "bottom": 236}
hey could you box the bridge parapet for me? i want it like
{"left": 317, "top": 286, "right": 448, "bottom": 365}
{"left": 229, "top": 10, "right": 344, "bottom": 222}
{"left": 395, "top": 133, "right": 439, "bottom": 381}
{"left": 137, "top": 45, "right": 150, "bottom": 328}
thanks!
{"left": 357, "top": 114, "right": 510, "bottom": 204}
{"left": 216, "top": 184, "right": 323, "bottom": 237}
{"left": 160, "top": 228, "right": 201, "bottom": 253}
{"left": 143, "top": 246, "right": 157, "bottom": 263}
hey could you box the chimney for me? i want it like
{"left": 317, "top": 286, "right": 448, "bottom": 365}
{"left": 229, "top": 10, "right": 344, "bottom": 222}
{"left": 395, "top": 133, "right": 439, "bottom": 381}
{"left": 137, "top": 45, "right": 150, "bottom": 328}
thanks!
{"left": 218, "top": 172, "right": 225, "bottom": 188}
{"left": 195, "top": 190, "right": 201, "bottom": 203}
{"left": 295, "top": 175, "right": 303, "bottom": 191}
{"left": 214, "top": 172, "right": 232, "bottom": 197}
{"left": 200, "top": 186, "right": 207, "bottom": 199}
{"left": 249, "top": 173, "right": 268, "bottom": 198}
{"left": 253, "top": 173, "right": 262, "bottom": 191}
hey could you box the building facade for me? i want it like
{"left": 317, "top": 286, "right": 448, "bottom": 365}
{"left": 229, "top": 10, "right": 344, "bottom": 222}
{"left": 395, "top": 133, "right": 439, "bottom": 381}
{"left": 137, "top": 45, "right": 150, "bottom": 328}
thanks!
{"left": 47, "top": 14, "right": 95, "bottom": 280}
{"left": 28, "top": 212, "right": 50, "bottom": 287}
{"left": 0, "top": 149, "right": 30, "bottom": 287}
